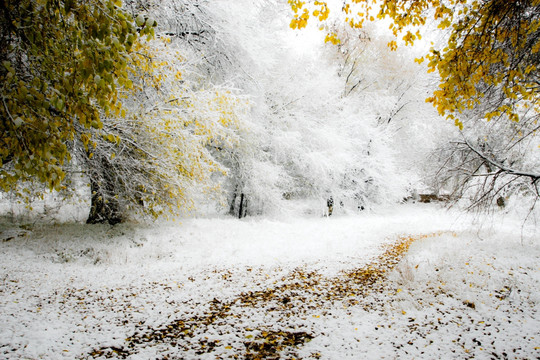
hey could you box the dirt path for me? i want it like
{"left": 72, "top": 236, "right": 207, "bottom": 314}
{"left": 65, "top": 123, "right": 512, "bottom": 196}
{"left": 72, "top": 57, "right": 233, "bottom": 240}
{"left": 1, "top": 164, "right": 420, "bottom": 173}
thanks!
{"left": 89, "top": 233, "right": 445, "bottom": 359}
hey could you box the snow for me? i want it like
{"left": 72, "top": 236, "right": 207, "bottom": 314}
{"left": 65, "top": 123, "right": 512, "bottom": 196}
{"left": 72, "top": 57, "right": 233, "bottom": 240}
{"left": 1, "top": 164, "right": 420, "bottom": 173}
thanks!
{"left": 1, "top": 204, "right": 539, "bottom": 359}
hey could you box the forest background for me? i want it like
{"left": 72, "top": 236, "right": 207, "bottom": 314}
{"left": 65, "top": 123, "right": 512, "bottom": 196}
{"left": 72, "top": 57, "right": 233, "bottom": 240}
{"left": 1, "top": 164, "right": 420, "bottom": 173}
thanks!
{"left": 1, "top": 0, "right": 539, "bottom": 224}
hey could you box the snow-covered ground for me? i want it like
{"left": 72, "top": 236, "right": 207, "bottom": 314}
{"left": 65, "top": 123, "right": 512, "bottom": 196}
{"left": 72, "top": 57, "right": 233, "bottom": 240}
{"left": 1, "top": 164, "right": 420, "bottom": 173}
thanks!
{"left": 0, "top": 204, "right": 539, "bottom": 359}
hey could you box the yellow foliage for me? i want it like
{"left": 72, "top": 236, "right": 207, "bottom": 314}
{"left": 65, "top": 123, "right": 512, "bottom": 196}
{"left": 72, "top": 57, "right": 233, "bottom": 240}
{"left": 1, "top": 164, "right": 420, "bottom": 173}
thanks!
{"left": 107, "top": 37, "right": 248, "bottom": 218}
{"left": 287, "top": 0, "right": 540, "bottom": 129}
{"left": 0, "top": 0, "right": 156, "bottom": 194}
{"left": 324, "top": 32, "right": 341, "bottom": 45}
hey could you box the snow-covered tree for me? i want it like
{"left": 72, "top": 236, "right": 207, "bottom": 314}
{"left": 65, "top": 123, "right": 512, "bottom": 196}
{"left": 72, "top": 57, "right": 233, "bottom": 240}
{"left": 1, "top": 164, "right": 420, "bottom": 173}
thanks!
{"left": 0, "top": 0, "right": 249, "bottom": 224}
{"left": 323, "top": 21, "right": 453, "bottom": 204}
{"left": 83, "top": 36, "right": 248, "bottom": 223}
{"left": 287, "top": 0, "right": 540, "bottom": 217}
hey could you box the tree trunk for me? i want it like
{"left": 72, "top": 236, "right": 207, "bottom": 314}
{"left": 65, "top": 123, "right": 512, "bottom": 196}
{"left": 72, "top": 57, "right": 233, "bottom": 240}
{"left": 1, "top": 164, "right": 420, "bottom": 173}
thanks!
{"left": 229, "top": 187, "right": 237, "bottom": 216}
{"left": 86, "top": 162, "right": 123, "bottom": 225}
{"left": 238, "top": 193, "right": 245, "bottom": 219}
{"left": 229, "top": 189, "right": 248, "bottom": 219}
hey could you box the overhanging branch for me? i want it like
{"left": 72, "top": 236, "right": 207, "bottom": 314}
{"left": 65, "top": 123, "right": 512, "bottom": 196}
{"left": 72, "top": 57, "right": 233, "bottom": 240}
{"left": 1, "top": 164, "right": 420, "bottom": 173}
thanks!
{"left": 461, "top": 137, "right": 540, "bottom": 181}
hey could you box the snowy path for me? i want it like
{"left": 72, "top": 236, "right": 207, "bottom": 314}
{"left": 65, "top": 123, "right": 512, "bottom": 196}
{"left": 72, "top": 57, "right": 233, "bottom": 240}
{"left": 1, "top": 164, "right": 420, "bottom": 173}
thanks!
{"left": 1, "top": 204, "right": 539, "bottom": 359}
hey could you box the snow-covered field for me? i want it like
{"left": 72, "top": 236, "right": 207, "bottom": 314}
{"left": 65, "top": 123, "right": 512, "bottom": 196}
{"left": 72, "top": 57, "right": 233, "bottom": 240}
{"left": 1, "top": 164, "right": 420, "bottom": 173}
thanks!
{"left": 1, "top": 204, "right": 539, "bottom": 359}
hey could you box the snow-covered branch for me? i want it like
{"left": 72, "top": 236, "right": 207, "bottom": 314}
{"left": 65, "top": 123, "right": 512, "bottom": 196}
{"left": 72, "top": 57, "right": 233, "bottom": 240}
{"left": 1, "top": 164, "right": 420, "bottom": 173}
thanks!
{"left": 461, "top": 137, "right": 540, "bottom": 182}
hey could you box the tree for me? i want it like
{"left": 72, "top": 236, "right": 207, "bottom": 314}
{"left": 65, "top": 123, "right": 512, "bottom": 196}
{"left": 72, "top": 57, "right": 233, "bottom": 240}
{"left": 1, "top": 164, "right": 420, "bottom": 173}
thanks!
{"left": 205, "top": 0, "right": 417, "bottom": 217}
{"left": 79, "top": 34, "right": 248, "bottom": 223}
{"left": 0, "top": 0, "right": 249, "bottom": 224}
{"left": 289, "top": 0, "right": 540, "bottom": 133}
{"left": 288, "top": 0, "right": 540, "bottom": 211}
{"left": 431, "top": 105, "right": 540, "bottom": 214}
{"left": 0, "top": 0, "right": 153, "bottom": 199}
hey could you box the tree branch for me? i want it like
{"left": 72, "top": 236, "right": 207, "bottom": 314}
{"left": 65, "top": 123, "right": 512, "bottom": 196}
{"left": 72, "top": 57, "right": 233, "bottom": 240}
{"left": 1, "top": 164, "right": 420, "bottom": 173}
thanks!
{"left": 461, "top": 137, "right": 540, "bottom": 181}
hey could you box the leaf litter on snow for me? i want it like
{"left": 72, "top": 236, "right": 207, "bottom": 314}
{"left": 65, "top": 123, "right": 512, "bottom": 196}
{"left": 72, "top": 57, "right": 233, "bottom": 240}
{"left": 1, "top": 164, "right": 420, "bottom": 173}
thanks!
{"left": 89, "top": 232, "right": 444, "bottom": 359}
{"left": 0, "top": 204, "right": 539, "bottom": 359}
